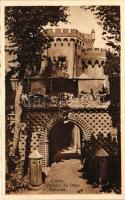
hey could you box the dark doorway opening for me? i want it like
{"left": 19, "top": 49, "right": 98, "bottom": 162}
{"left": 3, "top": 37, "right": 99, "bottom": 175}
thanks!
{"left": 48, "top": 121, "right": 83, "bottom": 165}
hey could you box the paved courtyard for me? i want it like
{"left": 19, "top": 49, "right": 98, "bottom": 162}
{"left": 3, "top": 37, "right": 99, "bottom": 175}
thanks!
{"left": 41, "top": 151, "right": 101, "bottom": 194}
{"left": 20, "top": 149, "right": 102, "bottom": 194}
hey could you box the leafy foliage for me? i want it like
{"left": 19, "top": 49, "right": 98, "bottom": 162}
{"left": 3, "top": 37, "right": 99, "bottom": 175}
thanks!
{"left": 104, "top": 50, "right": 120, "bottom": 76}
{"left": 5, "top": 6, "right": 68, "bottom": 80}
{"left": 82, "top": 134, "right": 121, "bottom": 193}
{"left": 6, "top": 174, "right": 29, "bottom": 194}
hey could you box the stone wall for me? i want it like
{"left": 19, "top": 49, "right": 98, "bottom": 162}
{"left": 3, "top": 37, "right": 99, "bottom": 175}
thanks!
{"left": 47, "top": 39, "right": 76, "bottom": 77}
{"left": 19, "top": 108, "right": 115, "bottom": 168}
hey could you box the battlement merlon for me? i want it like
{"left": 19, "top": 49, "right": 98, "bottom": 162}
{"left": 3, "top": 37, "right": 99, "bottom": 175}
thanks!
{"left": 46, "top": 28, "right": 95, "bottom": 43}
{"left": 82, "top": 48, "right": 106, "bottom": 66}
{"left": 83, "top": 48, "right": 106, "bottom": 59}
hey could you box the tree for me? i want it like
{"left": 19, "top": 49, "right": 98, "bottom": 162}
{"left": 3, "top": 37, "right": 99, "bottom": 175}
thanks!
{"left": 5, "top": 7, "right": 68, "bottom": 156}
{"left": 104, "top": 50, "right": 120, "bottom": 77}
{"left": 5, "top": 6, "right": 68, "bottom": 80}
{"left": 82, "top": 7, "right": 121, "bottom": 189}
{"left": 81, "top": 6, "right": 120, "bottom": 54}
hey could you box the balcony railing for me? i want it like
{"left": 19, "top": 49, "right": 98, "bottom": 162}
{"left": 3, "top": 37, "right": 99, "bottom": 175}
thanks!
{"left": 21, "top": 93, "right": 110, "bottom": 109}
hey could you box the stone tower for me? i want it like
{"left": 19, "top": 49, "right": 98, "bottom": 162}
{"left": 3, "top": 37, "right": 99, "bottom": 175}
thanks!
{"left": 46, "top": 28, "right": 108, "bottom": 92}
{"left": 46, "top": 28, "right": 95, "bottom": 78}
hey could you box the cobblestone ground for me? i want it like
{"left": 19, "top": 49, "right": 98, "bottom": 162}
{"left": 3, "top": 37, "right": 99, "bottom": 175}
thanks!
{"left": 20, "top": 148, "right": 103, "bottom": 194}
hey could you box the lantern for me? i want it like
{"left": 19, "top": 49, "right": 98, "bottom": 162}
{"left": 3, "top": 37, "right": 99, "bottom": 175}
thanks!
{"left": 28, "top": 150, "right": 43, "bottom": 190}
{"left": 95, "top": 148, "right": 109, "bottom": 187}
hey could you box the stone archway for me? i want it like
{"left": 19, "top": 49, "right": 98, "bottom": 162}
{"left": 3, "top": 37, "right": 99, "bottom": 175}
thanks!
{"left": 41, "top": 112, "right": 92, "bottom": 167}
{"left": 46, "top": 112, "right": 92, "bottom": 142}
{"left": 24, "top": 110, "right": 92, "bottom": 168}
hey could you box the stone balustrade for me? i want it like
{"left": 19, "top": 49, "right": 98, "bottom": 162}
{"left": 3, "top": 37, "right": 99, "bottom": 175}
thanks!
{"left": 21, "top": 93, "right": 110, "bottom": 109}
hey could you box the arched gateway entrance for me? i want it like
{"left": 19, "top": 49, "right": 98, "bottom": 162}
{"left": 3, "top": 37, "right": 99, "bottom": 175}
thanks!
{"left": 23, "top": 111, "right": 92, "bottom": 168}
{"left": 48, "top": 120, "right": 83, "bottom": 165}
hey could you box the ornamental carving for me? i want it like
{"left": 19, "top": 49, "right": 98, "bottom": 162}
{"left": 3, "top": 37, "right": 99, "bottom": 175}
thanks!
{"left": 21, "top": 93, "right": 110, "bottom": 109}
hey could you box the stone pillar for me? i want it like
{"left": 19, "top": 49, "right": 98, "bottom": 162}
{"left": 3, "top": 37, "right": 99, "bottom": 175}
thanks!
{"left": 39, "top": 129, "right": 49, "bottom": 168}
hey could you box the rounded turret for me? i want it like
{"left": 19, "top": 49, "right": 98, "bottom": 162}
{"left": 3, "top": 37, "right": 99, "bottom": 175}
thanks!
{"left": 82, "top": 48, "right": 106, "bottom": 67}
{"left": 82, "top": 48, "right": 106, "bottom": 79}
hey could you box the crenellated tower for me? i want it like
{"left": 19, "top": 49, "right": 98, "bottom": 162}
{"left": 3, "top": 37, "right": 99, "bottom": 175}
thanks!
{"left": 82, "top": 48, "right": 106, "bottom": 78}
{"left": 46, "top": 28, "right": 95, "bottom": 78}
{"left": 43, "top": 28, "right": 109, "bottom": 92}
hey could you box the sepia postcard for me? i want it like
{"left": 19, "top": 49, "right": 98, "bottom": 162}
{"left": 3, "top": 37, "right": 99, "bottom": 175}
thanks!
{"left": 0, "top": 0, "right": 125, "bottom": 200}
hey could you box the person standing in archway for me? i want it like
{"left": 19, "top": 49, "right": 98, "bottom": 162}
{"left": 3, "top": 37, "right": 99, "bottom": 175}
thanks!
{"left": 70, "top": 124, "right": 81, "bottom": 153}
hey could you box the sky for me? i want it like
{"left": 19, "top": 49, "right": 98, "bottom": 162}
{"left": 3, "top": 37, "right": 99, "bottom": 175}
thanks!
{"left": 46, "top": 6, "right": 106, "bottom": 48}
